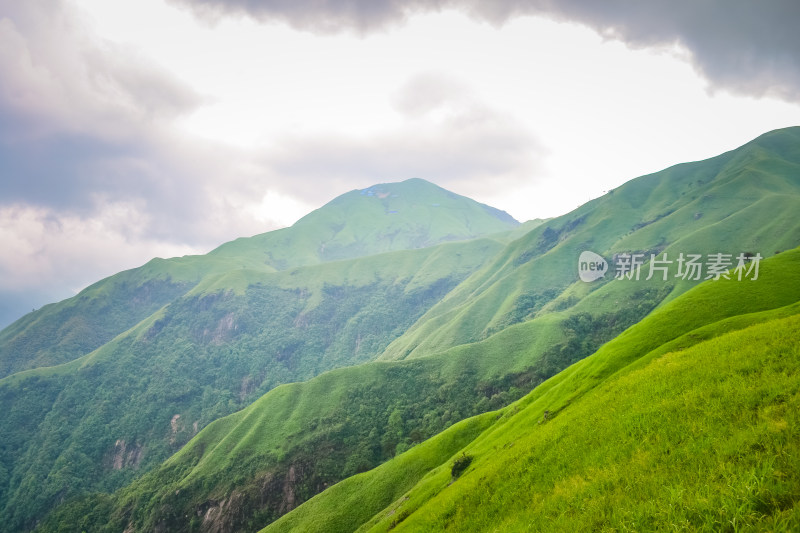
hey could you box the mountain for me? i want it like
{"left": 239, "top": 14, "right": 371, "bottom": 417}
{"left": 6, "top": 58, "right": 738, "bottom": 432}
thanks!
{"left": 24, "top": 127, "right": 800, "bottom": 532}
{"left": 209, "top": 177, "right": 519, "bottom": 267}
{"left": 265, "top": 246, "right": 800, "bottom": 532}
{"left": 0, "top": 180, "right": 519, "bottom": 531}
{"left": 378, "top": 125, "right": 800, "bottom": 360}
{"left": 0, "top": 178, "right": 517, "bottom": 380}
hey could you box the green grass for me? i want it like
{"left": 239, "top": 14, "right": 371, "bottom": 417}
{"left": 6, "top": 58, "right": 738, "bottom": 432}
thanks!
{"left": 379, "top": 126, "right": 800, "bottom": 361}
{"left": 372, "top": 313, "right": 800, "bottom": 532}
{"left": 1, "top": 236, "right": 506, "bottom": 532}
{"left": 262, "top": 247, "right": 800, "bottom": 532}
{"left": 188, "top": 236, "right": 508, "bottom": 301}
{"left": 208, "top": 178, "right": 519, "bottom": 267}
{"left": 76, "top": 267, "right": 663, "bottom": 532}
{"left": 107, "top": 248, "right": 800, "bottom": 533}
{"left": 235, "top": 413, "right": 496, "bottom": 533}
{"left": 10, "top": 129, "right": 800, "bottom": 532}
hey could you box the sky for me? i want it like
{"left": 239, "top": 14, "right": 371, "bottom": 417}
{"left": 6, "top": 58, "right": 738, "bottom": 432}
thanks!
{"left": 1, "top": 0, "right": 800, "bottom": 327}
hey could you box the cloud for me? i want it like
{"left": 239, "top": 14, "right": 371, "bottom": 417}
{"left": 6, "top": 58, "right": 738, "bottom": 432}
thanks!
{"left": 0, "top": 1, "right": 202, "bottom": 133}
{"left": 169, "top": 0, "right": 800, "bottom": 101}
{"left": 261, "top": 72, "right": 544, "bottom": 203}
{"left": 0, "top": 0, "right": 289, "bottom": 325}
{"left": 0, "top": 203, "right": 188, "bottom": 289}
{"left": 0, "top": 0, "right": 277, "bottom": 243}
{"left": 167, "top": 0, "right": 443, "bottom": 33}
{"left": 392, "top": 71, "right": 469, "bottom": 118}
{"left": 0, "top": 0, "right": 207, "bottom": 217}
{"left": 499, "top": 0, "right": 800, "bottom": 101}
{"left": 0, "top": 202, "right": 201, "bottom": 328}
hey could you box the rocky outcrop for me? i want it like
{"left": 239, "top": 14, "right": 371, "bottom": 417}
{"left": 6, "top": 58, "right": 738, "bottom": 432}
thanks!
{"left": 193, "top": 461, "right": 327, "bottom": 533}
{"left": 108, "top": 439, "right": 144, "bottom": 470}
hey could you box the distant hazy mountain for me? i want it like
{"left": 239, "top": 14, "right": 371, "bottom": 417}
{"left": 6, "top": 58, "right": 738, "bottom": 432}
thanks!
{"left": 0, "top": 178, "right": 518, "bottom": 380}
{"left": 210, "top": 177, "right": 519, "bottom": 267}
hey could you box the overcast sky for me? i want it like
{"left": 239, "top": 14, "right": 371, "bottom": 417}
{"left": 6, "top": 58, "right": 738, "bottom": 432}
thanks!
{"left": 1, "top": 0, "right": 800, "bottom": 327}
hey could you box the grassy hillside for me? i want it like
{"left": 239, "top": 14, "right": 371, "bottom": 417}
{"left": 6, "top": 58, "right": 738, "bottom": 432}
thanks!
{"left": 0, "top": 255, "right": 245, "bottom": 379}
{"left": 263, "top": 247, "right": 800, "bottom": 533}
{"left": 39, "top": 321, "right": 553, "bottom": 533}
{"left": 0, "top": 215, "right": 512, "bottom": 530}
{"left": 360, "top": 313, "right": 800, "bottom": 532}
{"left": 379, "top": 126, "right": 800, "bottom": 361}
{"left": 209, "top": 178, "right": 519, "bottom": 267}
{"left": 0, "top": 178, "right": 518, "bottom": 381}
{"left": 26, "top": 127, "right": 800, "bottom": 533}
{"left": 48, "top": 247, "right": 800, "bottom": 533}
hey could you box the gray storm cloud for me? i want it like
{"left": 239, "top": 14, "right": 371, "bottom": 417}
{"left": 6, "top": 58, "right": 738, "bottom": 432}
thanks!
{"left": 0, "top": 0, "right": 264, "bottom": 326}
{"left": 169, "top": 0, "right": 800, "bottom": 101}
{"left": 0, "top": 0, "right": 212, "bottom": 230}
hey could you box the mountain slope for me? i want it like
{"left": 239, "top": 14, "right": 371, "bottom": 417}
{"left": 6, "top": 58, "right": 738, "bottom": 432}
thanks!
{"left": 360, "top": 313, "right": 800, "bottom": 532}
{"left": 57, "top": 157, "right": 800, "bottom": 532}
{"left": 209, "top": 178, "right": 519, "bottom": 267}
{"left": 0, "top": 181, "right": 518, "bottom": 531}
{"left": 263, "top": 247, "right": 800, "bottom": 532}
{"left": 0, "top": 178, "right": 518, "bottom": 380}
{"left": 0, "top": 258, "right": 223, "bottom": 378}
{"left": 27, "top": 127, "right": 800, "bottom": 533}
{"left": 379, "top": 126, "right": 800, "bottom": 361}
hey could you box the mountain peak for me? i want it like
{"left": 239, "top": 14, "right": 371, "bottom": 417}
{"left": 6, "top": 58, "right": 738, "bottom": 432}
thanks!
{"left": 305, "top": 177, "right": 516, "bottom": 223}
{"left": 212, "top": 178, "right": 519, "bottom": 267}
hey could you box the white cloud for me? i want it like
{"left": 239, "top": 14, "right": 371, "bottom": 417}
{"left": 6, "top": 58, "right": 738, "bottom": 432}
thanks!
{"left": 246, "top": 190, "right": 314, "bottom": 228}
{"left": 0, "top": 203, "right": 199, "bottom": 294}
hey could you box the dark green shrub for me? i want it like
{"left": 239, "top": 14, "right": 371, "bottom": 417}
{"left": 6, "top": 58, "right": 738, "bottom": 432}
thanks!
{"left": 451, "top": 453, "right": 473, "bottom": 479}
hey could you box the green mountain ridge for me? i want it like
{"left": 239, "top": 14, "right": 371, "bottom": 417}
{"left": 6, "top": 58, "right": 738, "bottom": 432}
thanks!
{"left": 0, "top": 180, "right": 519, "bottom": 531}
{"left": 263, "top": 247, "right": 800, "bottom": 532}
{"left": 23, "top": 127, "right": 800, "bottom": 533}
{"left": 208, "top": 177, "right": 519, "bottom": 267}
{"left": 2, "top": 127, "right": 800, "bottom": 532}
{"left": 0, "top": 178, "right": 518, "bottom": 380}
{"left": 0, "top": 238, "right": 508, "bottom": 530}
{"left": 108, "top": 244, "right": 794, "bottom": 532}
{"left": 378, "top": 126, "right": 800, "bottom": 361}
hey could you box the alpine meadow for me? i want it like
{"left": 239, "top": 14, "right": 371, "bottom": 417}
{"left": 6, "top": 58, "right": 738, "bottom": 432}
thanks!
{"left": 0, "top": 126, "right": 798, "bottom": 532}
